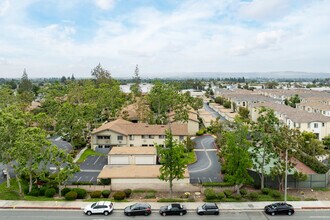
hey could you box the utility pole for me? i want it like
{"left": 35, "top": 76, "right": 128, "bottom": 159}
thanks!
{"left": 284, "top": 148, "right": 288, "bottom": 203}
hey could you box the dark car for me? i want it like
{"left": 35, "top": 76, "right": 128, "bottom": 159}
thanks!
{"left": 159, "top": 203, "right": 187, "bottom": 216}
{"left": 196, "top": 203, "right": 219, "bottom": 215}
{"left": 124, "top": 203, "right": 151, "bottom": 216}
{"left": 264, "top": 202, "right": 294, "bottom": 216}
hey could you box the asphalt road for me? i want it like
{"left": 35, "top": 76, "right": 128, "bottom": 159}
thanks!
{"left": 1, "top": 210, "right": 330, "bottom": 220}
{"left": 203, "top": 102, "right": 226, "bottom": 121}
{"left": 188, "top": 135, "right": 221, "bottom": 184}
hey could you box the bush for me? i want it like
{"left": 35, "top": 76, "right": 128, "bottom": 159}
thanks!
{"left": 71, "top": 188, "right": 87, "bottom": 199}
{"left": 249, "top": 192, "right": 259, "bottom": 201}
{"left": 295, "top": 151, "right": 329, "bottom": 174}
{"left": 39, "top": 187, "right": 48, "bottom": 196}
{"left": 216, "top": 192, "right": 225, "bottom": 200}
{"left": 113, "top": 191, "right": 126, "bottom": 200}
{"left": 223, "top": 190, "right": 233, "bottom": 198}
{"left": 270, "top": 190, "right": 281, "bottom": 199}
{"left": 61, "top": 188, "right": 71, "bottom": 197}
{"left": 90, "top": 191, "right": 102, "bottom": 198}
{"left": 196, "top": 129, "right": 206, "bottom": 136}
{"left": 65, "top": 191, "right": 77, "bottom": 201}
{"left": 102, "top": 190, "right": 111, "bottom": 198}
{"left": 202, "top": 182, "right": 234, "bottom": 187}
{"left": 204, "top": 188, "right": 217, "bottom": 200}
{"left": 240, "top": 189, "right": 248, "bottom": 197}
{"left": 232, "top": 194, "right": 242, "bottom": 200}
{"left": 261, "top": 188, "right": 270, "bottom": 195}
{"left": 45, "top": 188, "right": 56, "bottom": 198}
{"left": 123, "top": 189, "right": 132, "bottom": 198}
{"left": 28, "top": 188, "right": 40, "bottom": 197}
{"left": 99, "top": 178, "right": 111, "bottom": 185}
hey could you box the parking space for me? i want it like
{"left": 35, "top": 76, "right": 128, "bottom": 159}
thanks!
{"left": 67, "top": 171, "right": 99, "bottom": 184}
{"left": 79, "top": 156, "right": 107, "bottom": 171}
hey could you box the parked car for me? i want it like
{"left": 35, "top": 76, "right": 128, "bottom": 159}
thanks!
{"left": 83, "top": 201, "right": 113, "bottom": 216}
{"left": 196, "top": 203, "right": 219, "bottom": 215}
{"left": 159, "top": 203, "right": 187, "bottom": 216}
{"left": 264, "top": 202, "right": 294, "bottom": 216}
{"left": 124, "top": 203, "right": 151, "bottom": 216}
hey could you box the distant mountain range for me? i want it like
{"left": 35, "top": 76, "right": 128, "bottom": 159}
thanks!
{"left": 147, "top": 71, "right": 330, "bottom": 79}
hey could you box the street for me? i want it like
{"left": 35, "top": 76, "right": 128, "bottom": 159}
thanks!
{"left": 1, "top": 210, "right": 330, "bottom": 220}
{"left": 188, "top": 135, "right": 221, "bottom": 183}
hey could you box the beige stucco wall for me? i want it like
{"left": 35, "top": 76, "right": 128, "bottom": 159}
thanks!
{"left": 91, "top": 130, "right": 127, "bottom": 150}
{"left": 110, "top": 178, "right": 197, "bottom": 192}
{"left": 187, "top": 120, "right": 199, "bottom": 136}
{"left": 108, "top": 154, "right": 156, "bottom": 165}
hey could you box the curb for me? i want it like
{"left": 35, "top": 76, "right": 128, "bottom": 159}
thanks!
{"left": 302, "top": 207, "right": 330, "bottom": 210}
{"left": 0, "top": 206, "right": 82, "bottom": 210}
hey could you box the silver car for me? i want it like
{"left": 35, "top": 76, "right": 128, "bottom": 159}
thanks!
{"left": 196, "top": 203, "right": 219, "bottom": 215}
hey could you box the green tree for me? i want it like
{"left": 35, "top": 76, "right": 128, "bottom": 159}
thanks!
{"left": 157, "top": 130, "right": 187, "bottom": 197}
{"left": 238, "top": 107, "right": 250, "bottom": 121}
{"left": 18, "top": 69, "right": 33, "bottom": 93}
{"left": 221, "top": 120, "right": 253, "bottom": 194}
{"left": 284, "top": 94, "right": 300, "bottom": 108}
{"left": 251, "top": 107, "right": 280, "bottom": 189}
{"left": 91, "top": 63, "right": 112, "bottom": 85}
{"left": 299, "top": 131, "right": 324, "bottom": 156}
{"left": 46, "top": 145, "right": 80, "bottom": 197}
{"left": 130, "top": 64, "right": 142, "bottom": 97}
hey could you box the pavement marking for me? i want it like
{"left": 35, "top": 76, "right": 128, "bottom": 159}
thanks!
{"left": 209, "top": 177, "right": 212, "bottom": 182}
{"left": 93, "top": 156, "right": 100, "bottom": 165}
{"left": 77, "top": 177, "right": 82, "bottom": 182}
{"left": 89, "top": 177, "right": 94, "bottom": 182}
{"left": 189, "top": 138, "right": 213, "bottom": 173}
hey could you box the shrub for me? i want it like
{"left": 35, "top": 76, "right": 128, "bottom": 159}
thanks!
{"left": 240, "top": 189, "right": 248, "bottom": 197}
{"left": 202, "top": 182, "right": 233, "bottom": 187}
{"left": 144, "top": 192, "right": 156, "bottom": 199}
{"left": 232, "top": 194, "right": 242, "bottom": 200}
{"left": 28, "top": 189, "right": 40, "bottom": 197}
{"left": 295, "top": 151, "right": 329, "bottom": 174}
{"left": 90, "top": 191, "right": 102, "bottom": 198}
{"left": 99, "top": 178, "right": 111, "bottom": 185}
{"left": 223, "top": 190, "right": 233, "bottom": 198}
{"left": 45, "top": 188, "right": 56, "bottom": 198}
{"left": 61, "top": 188, "right": 71, "bottom": 197}
{"left": 71, "top": 188, "right": 87, "bottom": 199}
{"left": 113, "top": 191, "right": 126, "bottom": 200}
{"left": 102, "top": 190, "right": 111, "bottom": 198}
{"left": 216, "top": 192, "right": 225, "bottom": 200}
{"left": 261, "top": 188, "right": 270, "bottom": 195}
{"left": 249, "top": 192, "right": 259, "bottom": 201}
{"left": 270, "top": 190, "right": 281, "bottom": 199}
{"left": 39, "top": 187, "right": 48, "bottom": 196}
{"left": 123, "top": 189, "right": 132, "bottom": 198}
{"left": 204, "top": 188, "right": 217, "bottom": 200}
{"left": 65, "top": 191, "right": 77, "bottom": 201}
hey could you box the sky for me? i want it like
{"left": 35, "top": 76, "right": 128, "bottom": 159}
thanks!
{"left": 0, "top": 0, "right": 330, "bottom": 78}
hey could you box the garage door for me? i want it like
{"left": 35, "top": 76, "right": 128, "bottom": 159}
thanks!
{"left": 110, "top": 155, "right": 129, "bottom": 164}
{"left": 135, "top": 156, "right": 154, "bottom": 165}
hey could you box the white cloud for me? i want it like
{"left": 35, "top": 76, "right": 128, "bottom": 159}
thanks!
{"left": 94, "top": 0, "right": 115, "bottom": 10}
{"left": 0, "top": 0, "right": 10, "bottom": 16}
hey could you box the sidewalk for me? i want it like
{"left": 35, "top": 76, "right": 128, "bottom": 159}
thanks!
{"left": 1, "top": 200, "right": 330, "bottom": 211}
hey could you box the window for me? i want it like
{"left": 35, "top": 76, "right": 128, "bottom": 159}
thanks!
{"left": 314, "top": 123, "right": 318, "bottom": 128}
{"left": 130, "top": 144, "right": 134, "bottom": 146}
{"left": 322, "top": 123, "right": 325, "bottom": 127}
{"left": 149, "top": 135, "right": 154, "bottom": 139}
{"left": 179, "top": 135, "right": 184, "bottom": 141}
{"left": 142, "top": 144, "right": 148, "bottom": 147}
{"left": 159, "top": 135, "right": 165, "bottom": 139}
{"left": 117, "top": 135, "right": 123, "bottom": 141}
{"left": 149, "top": 144, "right": 154, "bottom": 147}
{"left": 129, "top": 135, "right": 134, "bottom": 140}
{"left": 142, "top": 135, "right": 148, "bottom": 139}
{"left": 97, "top": 136, "right": 110, "bottom": 140}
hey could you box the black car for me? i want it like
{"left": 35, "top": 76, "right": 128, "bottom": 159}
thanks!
{"left": 196, "top": 203, "right": 219, "bottom": 215}
{"left": 264, "top": 202, "right": 294, "bottom": 216}
{"left": 124, "top": 203, "right": 151, "bottom": 216}
{"left": 159, "top": 203, "right": 187, "bottom": 216}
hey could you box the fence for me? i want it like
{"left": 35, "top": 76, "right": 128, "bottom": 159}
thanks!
{"left": 248, "top": 169, "right": 330, "bottom": 189}
{"left": 64, "top": 184, "right": 111, "bottom": 192}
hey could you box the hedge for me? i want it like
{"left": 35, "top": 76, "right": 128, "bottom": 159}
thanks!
{"left": 113, "top": 191, "right": 126, "bottom": 200}
{"left": 61, "top": 188, "right": 71, "bottom": 196}
{"left": 28, "top": 189, "right": 40, "bottom": 197}
{"left": 65, "top": 191, "right": 77, "bottom": 201}
{"left": 39, "top": 187, "right": 48, "bottom": 196}
{"left": 123, "top": 189, "right": 132, "bottom": 198}
{"left": 295, "top": 151, "right": 329, "bottom": 174}
{"left": 45, "top": 188, "right": 56, "bottom": 198}
{"left": 90, "top": 191, "right": 102, "bottom": 198}
{"left": 102, "top": 190, "right": 111, "bottom": 198}
{"left": 71, "top": 188, "right": 87, "bottom": 199}
{"left": 202, "top": 182, "right": 234, "bottom": 187}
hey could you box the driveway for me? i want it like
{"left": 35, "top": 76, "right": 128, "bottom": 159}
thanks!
{"left": 203, "top": 102, "right": 226, "bottom": 121}
{"left": 188, "top": 135, "right": 222, "bottom": 184}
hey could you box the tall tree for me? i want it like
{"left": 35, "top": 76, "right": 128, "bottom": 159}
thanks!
{"left": 130, "top": 64, "right": 142, "bottom": 97}
{"left": 251, "top": 107, "right": 280, "bottom": 189}
{"left": 18, "top": 69, "right": 33, "bottom": 93}
{"left": 299, "top": 131, "right": 324, "bottom": 156}
{"left": 157, "top": 130, "right": 187, "bottom": 197}
{"left": 91, "top": 63, "right": 112, "bottom": 85}
{"left": 221, "top": 120, "right": 253, "bottom": 194}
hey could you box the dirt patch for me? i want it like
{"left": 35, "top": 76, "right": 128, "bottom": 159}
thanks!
{"left": 289, "top": 188, "right": 330, "bottom": 200}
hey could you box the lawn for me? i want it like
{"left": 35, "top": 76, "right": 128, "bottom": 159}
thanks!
{"left": 77, "top": 148, "right": 106, "bottom": 163}
{"left": 184, "top": 151, "right": 197, "bottom": 164}
{"left": 0, "top": 179, "right": 24, "bottom": 200}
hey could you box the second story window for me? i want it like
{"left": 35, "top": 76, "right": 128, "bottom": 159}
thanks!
{"left": 149, "top": 135, "right": 154, "bottom": 139}
{"left": 314, "top": 123, "right": 318, "bottom": 128}
{"left": 117, "top": 135, "right": 123, "bottom": 141}
{"left": 142, "top": 135, "right": 148, "bottom": 139}
{"left": 159, "top": 135, "right": 165, "bottom": 139}
{"left": 129, "top": 135, "right": 134, "bottom": 140}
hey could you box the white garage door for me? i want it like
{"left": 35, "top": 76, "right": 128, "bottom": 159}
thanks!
{"left": 135, "top": 156, "right": 154, "bottom": 165}
{"left": 110, "top": 155, "right": 129, "bottom": 164}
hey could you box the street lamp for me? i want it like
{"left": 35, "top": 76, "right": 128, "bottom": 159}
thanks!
{"left": 284, "top": 148, "right": 288, "bottom": 203}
